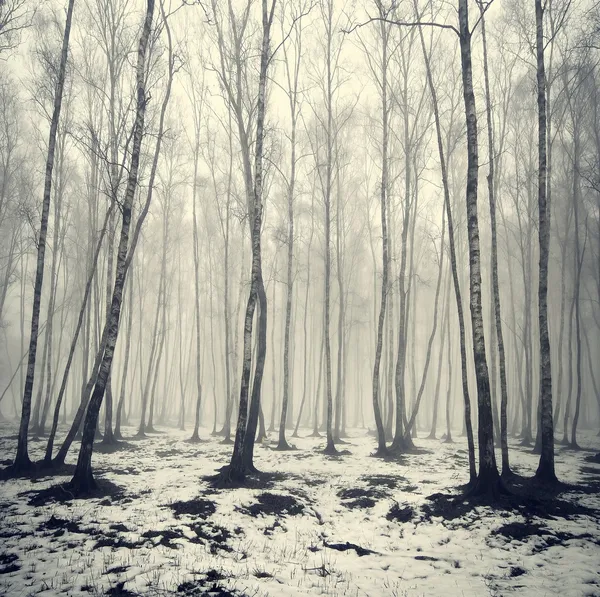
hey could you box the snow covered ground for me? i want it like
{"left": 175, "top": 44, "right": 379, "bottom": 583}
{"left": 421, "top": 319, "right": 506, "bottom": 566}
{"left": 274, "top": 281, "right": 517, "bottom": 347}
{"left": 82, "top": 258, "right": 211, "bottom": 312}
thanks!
{"left": 0, "top": 423, "right": 599, "bottom": 597}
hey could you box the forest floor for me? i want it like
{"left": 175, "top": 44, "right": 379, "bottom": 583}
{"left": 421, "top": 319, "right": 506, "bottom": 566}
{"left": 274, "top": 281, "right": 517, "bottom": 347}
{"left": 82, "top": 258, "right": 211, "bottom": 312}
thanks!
{"left": 0, "top": 422, "right": 599, "bottom": 597}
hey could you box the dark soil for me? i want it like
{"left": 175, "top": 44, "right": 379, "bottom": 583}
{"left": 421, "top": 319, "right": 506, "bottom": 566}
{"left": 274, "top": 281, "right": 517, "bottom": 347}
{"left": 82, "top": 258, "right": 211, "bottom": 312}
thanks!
{"left": 168, "top": 497, "right": 216, "bottom": 519}
{"left": 94, "top": 441, "right": 139, "bottom": 455}
{"left": 141, "top": 528, "right": 185, "bottom": 548}
{"left": 24, "top": 478, "right": 126, "bottom": 506}
{"left": 189, "top": 522, "right": 234, "bottom": 553}
{"left": 362, "top": 474, "right": 404, "bottom": 489}
{"left": 238, "top": 492, "right": 304, "bottom": 517}
{"left": 177, "top": 570, "right": 245, "bottom": 597}
{"left": 37, "top": 514, "right": 83, "bottom": 536}
{"left": 325, "top": 541, "right": 377, "bottom": 557}
{"left": 94, "top": 531, "right": 145, "bottom": 550}
{"left": 337, "top": 486, "right": 388, "bottom": 509}
{"left": 0, "top": 553, "right": 20, "bottom": 575}
{"left": 105, "top": 581, "right": 141, "bottom": 596}
{"left": 386, "top": 502, "right": 415, "bottom": 523}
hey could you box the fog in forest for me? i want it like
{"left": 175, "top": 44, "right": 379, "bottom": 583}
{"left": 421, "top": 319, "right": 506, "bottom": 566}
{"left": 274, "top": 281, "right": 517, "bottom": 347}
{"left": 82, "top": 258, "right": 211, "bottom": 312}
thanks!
{"left": 0, "top": 0, "right": 599, "bottom": 595}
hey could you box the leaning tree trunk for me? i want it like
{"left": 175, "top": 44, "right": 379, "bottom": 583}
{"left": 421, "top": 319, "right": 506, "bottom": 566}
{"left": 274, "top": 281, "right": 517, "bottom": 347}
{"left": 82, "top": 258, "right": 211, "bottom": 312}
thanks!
{"left": 13, "top": 0, "right": 76, "bottom": 473}
{"left": 534, "top": 0, "right": 557, "bottom": 483}
{"left": 69, "top": 0, "right": 161, "bottom": 493}
{"left": 403, "top": 203, "right": 446, "bottom": 441}
{"left": 44, "top": 204, "right": 113, "bottom": 463}
{"left": 415, "top": 9, "right": 476, "bottom": 482}
{"left": 458, "top": 0, "right": 502, "bottom": 496}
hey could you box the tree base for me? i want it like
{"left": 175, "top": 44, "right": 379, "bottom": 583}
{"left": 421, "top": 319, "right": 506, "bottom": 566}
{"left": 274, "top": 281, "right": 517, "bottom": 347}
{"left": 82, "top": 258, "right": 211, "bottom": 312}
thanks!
{"left": 309, "top": 430, "right": 321, "bottom": 438}
{"left": 467, "top": 469, "right": 509, "bottom": 500}
{"left": 275, "top": 439, "right": 295, "bottom": 451}
{"left": 534, "top": 464, "right": 558, "bottom": 485}
{"left": 5, "top": 456, "right": 35, "bottom": 478}
{"left": 69, "top": 469, "right": 98, "bottom": 496}
{"left": 101, "top": 434, "right": 119, "bottom": 446}
{"left": 372, "top": 446, "right": 391, "bottom": 459}
{"left": 323, "top": 442, "right": 339, "bottom": 456}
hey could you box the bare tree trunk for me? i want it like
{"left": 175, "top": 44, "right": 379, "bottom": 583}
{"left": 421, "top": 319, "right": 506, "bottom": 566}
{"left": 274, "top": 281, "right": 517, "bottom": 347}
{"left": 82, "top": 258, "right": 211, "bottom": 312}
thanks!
{"left": 227, "top": 0, "right": 275, "bottom": 481}
{"left": 390, "top": 93, "right": 411, "bottom": 453}
{"left": 403, "top": 200, "right": 446, "bottom": 440}
{"left": 429, "top": 272, "right": 450, "bottom": 439}
{"left": 534, "top": 0, "right": 556, "bottom": 483}
{"left": 444, "top": 291, "right": 454, "bottom": 444}
{"left": 415, "top": 9, "right": 476, "bottom": 482}
{"left": 370, "top": 6, "right": 391, "bottom": 456}
{"left": 333, "top": 165, "right": 345, "bottom": 443}
{"left": 13, "top": 0, "right": 76, "bottom": 473}
{"left": 458, "top": 0, "right": 502, "bottom": 495}
{"left": 479, "top": 5, "right": 511, "bottom": 476}
{"left": 293, "top": 196, "right": 313, "bottom": 437}
{"left": 277, "top": 16, "right": 301, "bottom": 448}
{"left": 115, "top": 270, "right": 133, "bottom": 439}
{"left": 70, "top": 0, "right": 163, "bottom": 493}
{"left": 570, "top": 126, "right": 585, "bottom": 449}
{"left": 190, "top": 129, "right": 203, "bottom": 442}
{"left": 44, "top": 204, "right": 113, "bottom": 463}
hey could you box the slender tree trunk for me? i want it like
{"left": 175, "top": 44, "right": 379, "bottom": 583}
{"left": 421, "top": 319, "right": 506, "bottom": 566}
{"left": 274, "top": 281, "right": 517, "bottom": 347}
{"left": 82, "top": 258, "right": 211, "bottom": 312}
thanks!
{"left": 44, "top": 205, "right": 113, "bottom": 463}
{"left": 479, "top": 7, "right": 511, "bottom": 476}
{"left": 371, "top": 10, "right": 391, "bottom": 456}
{"left": 570, "top": 128, "right": 584, "bottom": 449}
{"left": 13, "top": 0, "right": 76, "bottom": 473}
{"left": 416, "top": 10, "right": 476, "bottom": 482}
{"left": 534, "top": 0, "right": 556, "bottom": 483}
{"left": 403, "top": 202, "right": 446, "bottom": 440}
{"left": 115, "top": 271, "right": 133, "bottom": 439}
{"left": 458, "top": 0, "right": 502, "bottom": 495}
{"left": 445, "top": 293, "right": 454, "bottom": 444}
{"left": 191, "top": 137, "right": 203, "bottom": 442}
{"left": 70, "top": 0, "right": 161, "bottom": 493}
{"left": 228, "top": 0, "right": 275, "bottom": 481}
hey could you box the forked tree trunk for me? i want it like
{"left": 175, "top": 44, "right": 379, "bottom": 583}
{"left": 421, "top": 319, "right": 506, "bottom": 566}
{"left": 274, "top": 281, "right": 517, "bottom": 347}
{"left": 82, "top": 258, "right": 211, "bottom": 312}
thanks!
{"left": 458, "top": 0, "right": 502, "bottom": 495}
{"left": 227, "top": 0, "right": 275, "bottom": 481}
